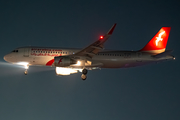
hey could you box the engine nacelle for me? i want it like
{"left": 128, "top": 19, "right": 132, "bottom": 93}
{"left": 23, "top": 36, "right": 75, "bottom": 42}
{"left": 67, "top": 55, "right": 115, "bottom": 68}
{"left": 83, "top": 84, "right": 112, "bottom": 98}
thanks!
{"left": 54, "top": 56, "right": 76, "bottom": 67}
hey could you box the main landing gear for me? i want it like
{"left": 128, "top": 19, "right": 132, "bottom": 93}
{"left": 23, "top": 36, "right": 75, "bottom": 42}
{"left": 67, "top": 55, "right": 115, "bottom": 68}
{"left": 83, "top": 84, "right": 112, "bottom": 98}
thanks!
{"left": 81, "top": 69, "right": 88, "bottom": 80}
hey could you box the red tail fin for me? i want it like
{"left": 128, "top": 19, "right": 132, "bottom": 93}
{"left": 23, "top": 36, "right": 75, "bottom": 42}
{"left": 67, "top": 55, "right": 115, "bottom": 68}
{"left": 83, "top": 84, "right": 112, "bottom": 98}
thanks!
{"left": 140, "top": 27, "right": 171, "bottom": 54}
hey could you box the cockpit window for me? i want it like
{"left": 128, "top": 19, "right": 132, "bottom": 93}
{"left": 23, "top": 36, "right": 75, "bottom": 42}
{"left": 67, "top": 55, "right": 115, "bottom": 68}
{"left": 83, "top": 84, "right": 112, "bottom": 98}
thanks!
{"left": 12, "top": 50, "right": 18, "bottom": 52}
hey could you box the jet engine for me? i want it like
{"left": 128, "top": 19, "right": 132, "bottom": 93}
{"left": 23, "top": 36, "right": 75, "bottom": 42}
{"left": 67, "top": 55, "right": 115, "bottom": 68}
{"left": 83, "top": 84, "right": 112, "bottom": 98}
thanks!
{"left": 54, "top": 56, "right": 77, "bottom": 67}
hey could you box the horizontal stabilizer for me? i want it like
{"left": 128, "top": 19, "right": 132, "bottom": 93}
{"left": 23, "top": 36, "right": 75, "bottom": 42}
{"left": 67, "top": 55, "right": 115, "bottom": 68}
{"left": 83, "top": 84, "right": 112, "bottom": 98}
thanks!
{"left": 152, "top": 50, "right": 173, "bottom": 58}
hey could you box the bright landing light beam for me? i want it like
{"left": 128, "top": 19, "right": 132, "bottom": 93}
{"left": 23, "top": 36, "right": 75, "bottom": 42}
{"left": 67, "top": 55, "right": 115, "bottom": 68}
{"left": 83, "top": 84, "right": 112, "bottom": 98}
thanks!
{"left": 16, "top": 62, "right": 29, "bottom": 69}
{"left": 56, "top": 67, "right": 83, "bottom": 75}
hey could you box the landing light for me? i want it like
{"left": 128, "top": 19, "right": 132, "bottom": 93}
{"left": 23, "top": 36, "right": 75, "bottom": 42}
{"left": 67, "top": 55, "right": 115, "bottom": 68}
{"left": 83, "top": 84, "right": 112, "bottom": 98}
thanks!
{"left": 56, "top": 67, "right": 82, "bottom": 75}
{"left": 76, "top": 61, "right": 81, "bottom": 65}
{"left": 16, "top": 62, "right": 29, "bottom": 69}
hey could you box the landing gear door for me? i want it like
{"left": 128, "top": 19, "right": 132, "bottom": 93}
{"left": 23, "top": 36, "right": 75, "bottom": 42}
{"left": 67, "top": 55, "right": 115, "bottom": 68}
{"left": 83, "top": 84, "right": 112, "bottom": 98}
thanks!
{"left": 23, "top": 48, "right": 29, "bottom": 57}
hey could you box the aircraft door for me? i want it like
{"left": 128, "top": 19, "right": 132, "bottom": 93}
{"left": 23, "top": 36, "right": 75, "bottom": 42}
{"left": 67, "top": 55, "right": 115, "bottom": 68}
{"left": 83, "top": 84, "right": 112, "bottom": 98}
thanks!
{"left": 23, "top": 48, "right": 29, "bottom": 57}
{"left": 136, "top": 52, "right": 142, "bottom": 62}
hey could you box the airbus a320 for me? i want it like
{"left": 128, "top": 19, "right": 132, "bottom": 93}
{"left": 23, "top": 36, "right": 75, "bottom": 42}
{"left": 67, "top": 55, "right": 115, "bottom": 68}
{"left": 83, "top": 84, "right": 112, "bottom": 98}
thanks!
{"left": 4, "top": 24, "right": 175, "bottom": 80}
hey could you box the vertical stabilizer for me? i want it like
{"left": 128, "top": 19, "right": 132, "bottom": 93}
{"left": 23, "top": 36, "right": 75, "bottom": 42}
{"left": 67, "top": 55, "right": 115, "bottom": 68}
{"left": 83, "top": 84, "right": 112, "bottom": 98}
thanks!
{"left": 140, "top": 27, "right": 171, "bottom": 54}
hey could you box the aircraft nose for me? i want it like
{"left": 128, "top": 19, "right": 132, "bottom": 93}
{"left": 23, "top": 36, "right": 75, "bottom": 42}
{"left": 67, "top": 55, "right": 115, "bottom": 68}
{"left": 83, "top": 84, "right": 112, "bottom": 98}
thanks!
{"left": 4, "top": 54, "right": 8, "bottom": 62}
{"left": 4, "top": 54, "right": 13, "bottom": 62}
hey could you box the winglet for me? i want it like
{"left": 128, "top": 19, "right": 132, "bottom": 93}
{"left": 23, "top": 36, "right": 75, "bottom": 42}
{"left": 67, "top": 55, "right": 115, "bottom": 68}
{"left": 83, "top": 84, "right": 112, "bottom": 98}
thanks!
{"left": 107, "top": 23, "right": 117, "bottom": 35}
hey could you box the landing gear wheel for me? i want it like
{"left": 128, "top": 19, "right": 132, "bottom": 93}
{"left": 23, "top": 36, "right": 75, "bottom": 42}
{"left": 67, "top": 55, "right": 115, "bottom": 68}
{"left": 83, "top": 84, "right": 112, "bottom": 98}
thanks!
{"left": 81, "top": 74, "right": 87, "bottom": 80}
{"left": 24, "top": 70, "right": 28, "bottom": 75}
{"left": 82, "top": 69, "right": 88, "bottom": 75}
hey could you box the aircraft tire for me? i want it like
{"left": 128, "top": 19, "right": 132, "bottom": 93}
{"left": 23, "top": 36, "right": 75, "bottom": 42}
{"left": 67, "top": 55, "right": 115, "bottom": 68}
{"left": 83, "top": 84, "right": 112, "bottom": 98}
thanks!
{"left": 24, "top": 70, "right": 28, "bottom": 75}
{"left": 81, "top": 74, "right": 87, "bottom": 80}
{"left": 82, "top": 69, "right": 88, "bottom": 75}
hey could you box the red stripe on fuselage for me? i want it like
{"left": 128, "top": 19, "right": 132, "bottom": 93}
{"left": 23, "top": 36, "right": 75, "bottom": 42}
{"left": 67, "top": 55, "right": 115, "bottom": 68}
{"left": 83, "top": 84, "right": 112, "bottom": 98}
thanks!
{"left": 46, "top": 59, "right": 54, "bottom": 66}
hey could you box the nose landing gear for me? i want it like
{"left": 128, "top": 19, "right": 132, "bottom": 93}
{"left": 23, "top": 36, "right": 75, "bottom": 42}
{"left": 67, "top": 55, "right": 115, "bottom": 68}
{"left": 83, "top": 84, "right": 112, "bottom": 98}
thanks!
{"left": 24, "top": 64, "right": 29, "bottom": 75}
{"left": 24, "top": 69, "right": 28, "bottom": 75}
{"left": 81, "top": 74, "right": 87, "bottom": 80}
{"left": 16, "top": 62, "right": 29, "bottom": 75}
{"left": 81, "top": 69, "right": 88, "bottom": 80}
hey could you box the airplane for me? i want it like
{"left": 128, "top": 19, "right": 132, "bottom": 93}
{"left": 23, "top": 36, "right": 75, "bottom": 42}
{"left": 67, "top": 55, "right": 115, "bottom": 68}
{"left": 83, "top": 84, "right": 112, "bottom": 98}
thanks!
{"left": 3, "top": 24, "right": 175, "bottom": 80}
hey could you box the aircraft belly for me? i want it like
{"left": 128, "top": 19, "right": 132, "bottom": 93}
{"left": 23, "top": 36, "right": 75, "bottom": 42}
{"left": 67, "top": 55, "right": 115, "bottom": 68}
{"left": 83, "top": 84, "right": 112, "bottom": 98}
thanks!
{"left": 92, "top": 56, "right": 136, "bottom": 68}
{"left": 92, "top": 55, "right": 157, "bottom": 68}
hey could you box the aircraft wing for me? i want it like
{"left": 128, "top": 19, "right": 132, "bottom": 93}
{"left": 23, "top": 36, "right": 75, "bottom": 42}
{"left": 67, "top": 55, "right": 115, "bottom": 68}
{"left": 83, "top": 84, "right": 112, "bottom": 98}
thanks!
{"left": 74, "top": 24, "right": 117, "bottom": 58}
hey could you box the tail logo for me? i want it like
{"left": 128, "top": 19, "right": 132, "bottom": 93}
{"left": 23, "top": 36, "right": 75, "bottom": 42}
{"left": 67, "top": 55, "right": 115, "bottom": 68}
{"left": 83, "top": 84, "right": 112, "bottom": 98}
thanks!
{"left": 155, "top": 31, "right": 165, "bottom": 46}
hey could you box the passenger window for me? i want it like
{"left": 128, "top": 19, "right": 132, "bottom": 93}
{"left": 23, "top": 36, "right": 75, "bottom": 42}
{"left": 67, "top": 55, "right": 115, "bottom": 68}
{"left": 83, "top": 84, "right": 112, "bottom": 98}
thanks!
{"left": 12, "top": 50, "right": 18, "bottom": 52}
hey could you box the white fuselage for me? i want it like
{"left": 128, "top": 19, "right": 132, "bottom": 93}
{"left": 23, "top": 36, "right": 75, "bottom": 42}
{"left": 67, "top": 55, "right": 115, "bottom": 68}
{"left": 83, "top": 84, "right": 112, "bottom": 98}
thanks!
{"left": 4, "top": 46, "right": 174, "bottom": 69}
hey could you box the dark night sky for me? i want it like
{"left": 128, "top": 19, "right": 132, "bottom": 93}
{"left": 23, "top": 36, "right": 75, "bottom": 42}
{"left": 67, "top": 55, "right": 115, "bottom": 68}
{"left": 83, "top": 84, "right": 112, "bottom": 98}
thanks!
{"left": 0, "top": 0, "right": 180, "bottom": 120}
